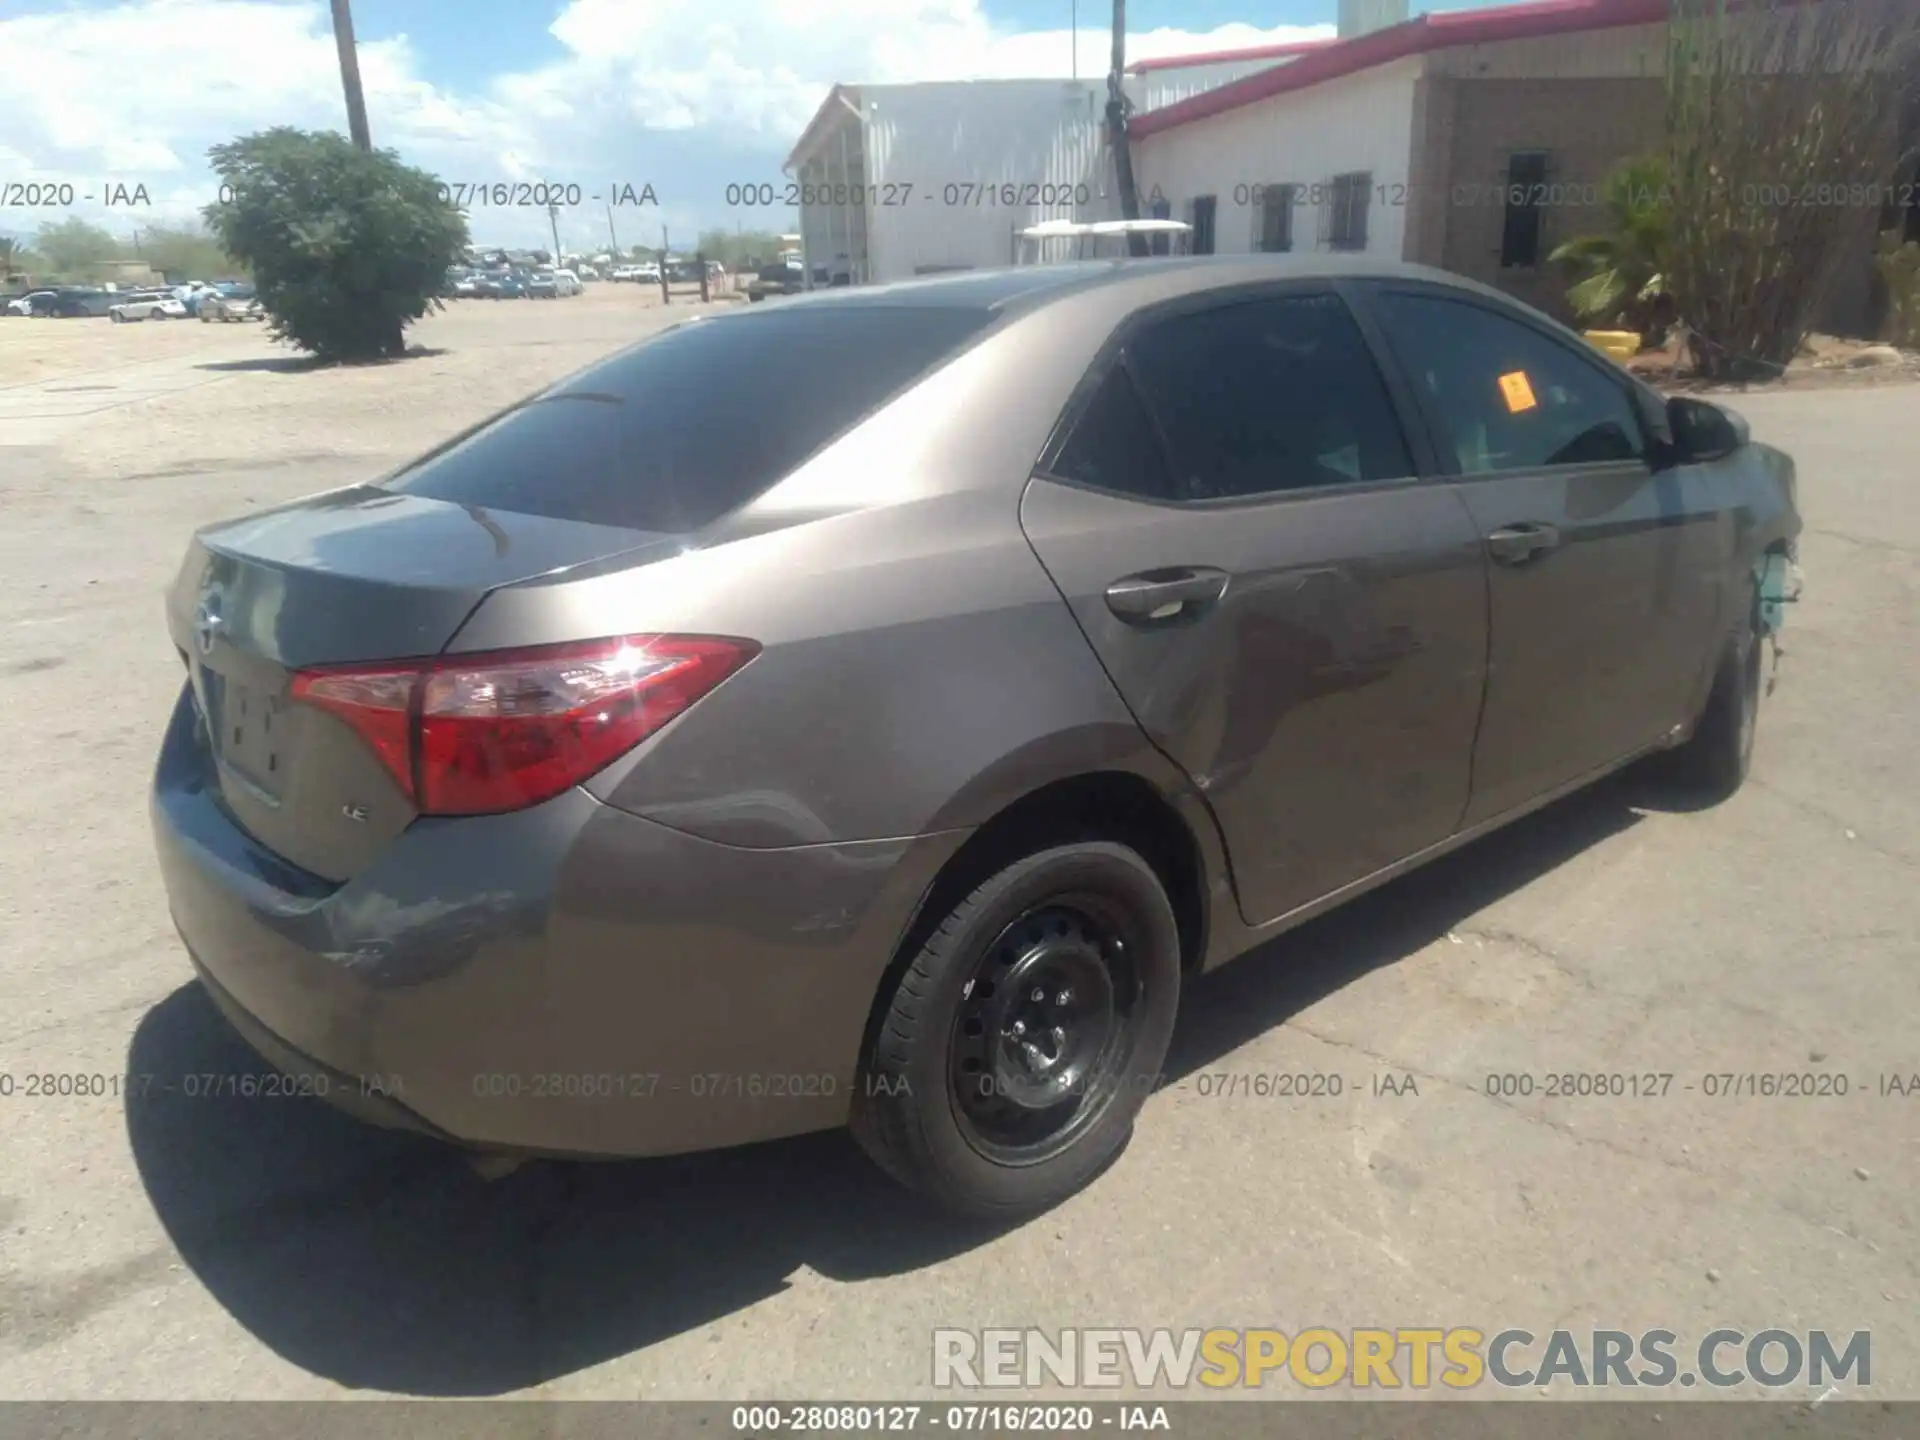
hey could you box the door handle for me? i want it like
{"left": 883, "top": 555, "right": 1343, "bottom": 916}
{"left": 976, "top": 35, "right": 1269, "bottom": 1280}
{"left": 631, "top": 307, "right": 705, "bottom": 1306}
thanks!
{"left": 1486, "top": 523, "right": 1561, "bottom": 565}
{"left": 1104, "top": 567, "right": 1230, "bottom": 623}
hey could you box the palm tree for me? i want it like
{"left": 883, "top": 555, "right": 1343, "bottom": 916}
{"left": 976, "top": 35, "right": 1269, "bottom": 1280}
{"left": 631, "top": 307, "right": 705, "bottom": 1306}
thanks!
{"left": 0, "top": 236, "right": 21, "bottom": 274}
{"left": 1549, "top": 155, "right": 1675, "bottom": 335}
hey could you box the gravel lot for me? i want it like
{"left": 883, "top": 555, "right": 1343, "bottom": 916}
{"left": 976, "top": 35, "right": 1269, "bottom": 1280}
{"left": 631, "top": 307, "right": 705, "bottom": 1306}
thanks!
{"left": 0, "top": 291, "right": 1915, "bottom": 1404}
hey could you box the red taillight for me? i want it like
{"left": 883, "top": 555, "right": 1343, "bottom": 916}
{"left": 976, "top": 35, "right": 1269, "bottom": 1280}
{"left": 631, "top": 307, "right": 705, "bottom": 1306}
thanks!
{"left": 289, "top": 634, "right": 759, "bottom": 816}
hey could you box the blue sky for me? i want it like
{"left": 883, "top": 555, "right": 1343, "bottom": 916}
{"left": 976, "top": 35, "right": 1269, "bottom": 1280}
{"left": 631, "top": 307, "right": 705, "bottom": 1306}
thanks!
{"left": 1, "top": 0, "right": 1502, "bottom": 253}
{"left": 350, "top": 0, "right": 1366, "bottom": 93}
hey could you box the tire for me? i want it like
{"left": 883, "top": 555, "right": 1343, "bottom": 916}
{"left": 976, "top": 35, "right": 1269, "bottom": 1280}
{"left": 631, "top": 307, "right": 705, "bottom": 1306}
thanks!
{"left": 111, "top": 311, "right": 124, "bottom": 324}
{"left": 852, "top": 841, "right": 1181, "bottom": 1219}
{"left": 1663, "top": 582, "right": 1762, "bottom": 800}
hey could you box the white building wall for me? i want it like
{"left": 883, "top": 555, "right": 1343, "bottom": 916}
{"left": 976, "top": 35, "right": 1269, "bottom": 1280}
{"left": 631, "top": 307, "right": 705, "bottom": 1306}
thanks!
{"left": 1132, "top": 56, "right": 1423, "bottom": 259}
{"left": 1130, "top": 56, "right": 1310, "bottom": 114}
{"left": 856, "top": 80, "right": 1118, "bottom": 281}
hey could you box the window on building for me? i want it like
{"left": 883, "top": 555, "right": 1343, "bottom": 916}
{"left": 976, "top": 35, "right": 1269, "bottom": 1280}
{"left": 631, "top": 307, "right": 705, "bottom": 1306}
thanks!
{"left": 1500, "top": 151, "right": 1550, "bottom": 269}
{"left": 1325, "top": 172, "right": 1371, "bottom": 251}
{"left": 1190, "top": 195, "right": 1218, "bottom": 255}
{"left": 1258, "top": 184, "right": 1295, "bottom": 252}
{"left": 1048, "top": 363, "right": 1177, "bottom": 501}
{"left": 1370, "top": 290, "right": 1648, "bottom": 475}
{"left": 1126, "top": 292, "right": 1415, "bottom": 500}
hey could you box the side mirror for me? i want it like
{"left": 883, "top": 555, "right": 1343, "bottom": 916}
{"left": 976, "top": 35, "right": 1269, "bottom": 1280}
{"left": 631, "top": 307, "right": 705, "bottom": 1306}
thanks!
{"left": 1666, "top": 397, "right": 1748, "bottom": 463}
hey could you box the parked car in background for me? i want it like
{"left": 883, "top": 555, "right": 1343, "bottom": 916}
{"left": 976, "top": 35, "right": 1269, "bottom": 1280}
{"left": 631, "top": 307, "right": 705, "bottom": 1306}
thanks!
{"left": 45, "top": 286, "right": 115, "bottom": 317}
{"left": 200, "top": 284, "right": 262, "bottom": 322}
{"left": 746, "top": 260, "right": 806, "bottom": 302}
{"left": 109, "top": 293, "right": 189, "bottom": 322}
{"left": 527, "top": 269, "right": 563, "bottom": 299}
{"left": 469, "top": 273, "right": 502, "bottom": 299}
{"left": 150, "top": 257, "right": 1799, "bottom": 1219}
{"left": 552, "top": 268, "right": 582, "bottom": 296}
{"left": 452, "top": 271, "right": 483, "bottom": 298}
{"left": 176, "top": 283, "right": 224, "bottom": 318}
{"left": 636, "top": 262, "right": 663, "bottom": 284}
{"left": 575, "top": 265, "right": 600, "bottom": 282}
{"left": 492, "top": 272, "right": 529, "bottom": 299}
{"left": 7, "top": 291, "right": 55, "bottom": 317}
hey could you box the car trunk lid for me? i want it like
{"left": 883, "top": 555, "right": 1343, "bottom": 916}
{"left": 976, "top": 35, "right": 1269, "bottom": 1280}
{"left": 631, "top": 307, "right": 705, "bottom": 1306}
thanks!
{"left": 165, "top": 485, "right": 680, "bottom": 881}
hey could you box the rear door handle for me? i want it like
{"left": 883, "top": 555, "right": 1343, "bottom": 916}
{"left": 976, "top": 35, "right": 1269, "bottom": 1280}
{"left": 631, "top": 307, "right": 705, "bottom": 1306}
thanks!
{"left": 1104, "top": 567, "right": 1230, "bottom": 623}
{"left": 1486, "top": 523, "right": 1562, "bottom": 565}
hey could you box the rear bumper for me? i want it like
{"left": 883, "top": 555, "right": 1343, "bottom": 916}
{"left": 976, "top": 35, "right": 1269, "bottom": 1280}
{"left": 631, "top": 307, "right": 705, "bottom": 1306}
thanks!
{"left": 151, "top": 685, "right": 968, "bottom": 1157}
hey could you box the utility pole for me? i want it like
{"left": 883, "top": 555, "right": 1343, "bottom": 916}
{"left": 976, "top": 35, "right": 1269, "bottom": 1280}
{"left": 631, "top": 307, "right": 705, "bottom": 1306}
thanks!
{"left": 1106, "top": 0, "right": 1146, "bottom": 256}
{"left": 328, "top": 0, "right": 373, "bottom": 151}
{"left": 547, "top": 201, "right": 562, "bottom": 263}
{"left": 1072, "top": 0, "right": 1078, "bottom": 80}
{"left": 606, "top": 202, "right": 619, "bottom": 257}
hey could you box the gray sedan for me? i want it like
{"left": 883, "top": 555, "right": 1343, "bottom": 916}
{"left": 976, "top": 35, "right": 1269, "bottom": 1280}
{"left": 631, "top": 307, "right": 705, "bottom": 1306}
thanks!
{"left": 151, "top": 257, "right": 1800, "bottom": 1218}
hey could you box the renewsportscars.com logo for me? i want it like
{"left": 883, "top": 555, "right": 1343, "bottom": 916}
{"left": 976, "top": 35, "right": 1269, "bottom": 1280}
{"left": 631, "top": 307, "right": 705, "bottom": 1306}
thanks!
{"left": 932, "top": 1327, "right": 1872, "bottom": 1391}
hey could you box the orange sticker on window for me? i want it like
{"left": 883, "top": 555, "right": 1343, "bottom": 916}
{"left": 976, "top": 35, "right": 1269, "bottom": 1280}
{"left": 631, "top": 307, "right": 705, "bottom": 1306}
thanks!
{"left": 1498, "top": 370, "right": 1538, "bottom": 413}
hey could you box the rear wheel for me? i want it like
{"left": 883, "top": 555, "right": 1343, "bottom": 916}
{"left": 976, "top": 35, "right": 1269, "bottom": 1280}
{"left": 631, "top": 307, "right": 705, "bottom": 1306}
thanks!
{"left": 1663, "top": 585, "right": 1762, "bottom": 799}
{"left": 852, "top": 841, "right": 1180, "bottom": 1219}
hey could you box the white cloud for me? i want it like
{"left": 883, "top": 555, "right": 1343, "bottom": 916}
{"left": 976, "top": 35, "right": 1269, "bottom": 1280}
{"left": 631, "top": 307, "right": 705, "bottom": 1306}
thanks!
{"left": 0, "top": 0, "right": 1331, "bottom": 251}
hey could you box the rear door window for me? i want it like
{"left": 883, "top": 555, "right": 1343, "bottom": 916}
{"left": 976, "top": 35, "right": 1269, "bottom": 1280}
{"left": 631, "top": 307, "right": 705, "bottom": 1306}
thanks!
{"left": 381, "top": 305, "right": 997, "bottom": 533}
{"left": 1046, "top": 363, "right": 1177, "bottom": 501}
{"left": 1126, "top": 291, "right": 1416, "bottom": 500}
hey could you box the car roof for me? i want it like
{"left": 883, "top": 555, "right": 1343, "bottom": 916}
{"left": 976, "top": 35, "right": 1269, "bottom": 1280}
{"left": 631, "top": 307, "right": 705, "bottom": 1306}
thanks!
{"left": 759, "top": 254, "right": 1492, "bottom": 318}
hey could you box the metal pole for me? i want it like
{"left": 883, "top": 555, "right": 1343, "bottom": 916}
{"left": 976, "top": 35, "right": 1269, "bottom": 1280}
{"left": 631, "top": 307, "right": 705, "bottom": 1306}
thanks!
{"left": 606, "top": 202, "right": 619, "bottom": 255}
{"left": 547, "top": 202, "right": 561, "bottom": 263}
{"left": 1106, "top": 0, "right": 1146, "bottom": 255}
{"left": 327, "top": 0, "right": 373, "bottom": 151}
{"left": 1072, "top": 0, "right": 1078, "bottom": 80}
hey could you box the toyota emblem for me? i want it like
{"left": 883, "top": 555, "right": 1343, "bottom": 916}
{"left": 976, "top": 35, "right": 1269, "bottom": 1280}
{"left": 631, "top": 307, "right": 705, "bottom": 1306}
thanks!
{"left": 194, "top": 585, "right": 224, "bottom": 656}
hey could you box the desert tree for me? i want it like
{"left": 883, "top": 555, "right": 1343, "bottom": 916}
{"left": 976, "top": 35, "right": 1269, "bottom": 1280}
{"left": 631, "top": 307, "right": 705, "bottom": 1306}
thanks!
{"left": 203, "top": 127, "right": 469, "bottom": 362}
{"left": 1662, "top": 0, "right": 1920, "bottom": 377}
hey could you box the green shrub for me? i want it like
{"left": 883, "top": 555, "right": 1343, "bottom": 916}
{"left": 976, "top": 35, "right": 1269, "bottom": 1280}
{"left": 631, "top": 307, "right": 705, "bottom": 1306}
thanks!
{"left": 203, "top": 128, "right": 469, "bottom": 362}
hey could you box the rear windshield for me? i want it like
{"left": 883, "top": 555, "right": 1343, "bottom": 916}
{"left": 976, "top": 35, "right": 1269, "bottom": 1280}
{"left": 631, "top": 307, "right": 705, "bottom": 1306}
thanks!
{"left": 381, "top": 305, "right": 997, "bottom": 533}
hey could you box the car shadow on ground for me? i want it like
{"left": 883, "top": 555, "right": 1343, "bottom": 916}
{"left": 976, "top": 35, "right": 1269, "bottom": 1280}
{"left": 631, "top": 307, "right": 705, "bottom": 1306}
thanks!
{"left": 126, "top": 770, "right": 1650, "bottom": 1396}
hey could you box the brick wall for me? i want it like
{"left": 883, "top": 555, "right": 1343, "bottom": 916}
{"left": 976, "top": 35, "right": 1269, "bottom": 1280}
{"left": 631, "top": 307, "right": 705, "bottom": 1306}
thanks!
{"left": 1419, "top": 77, "right": 1667, "bottom": 322}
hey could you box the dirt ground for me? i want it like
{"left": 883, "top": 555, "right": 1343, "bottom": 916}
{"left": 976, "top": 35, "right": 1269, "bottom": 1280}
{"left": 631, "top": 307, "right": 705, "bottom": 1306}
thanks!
{"left": 0, "top": 289, "right": 1916, "bottom": 1406}
{"left": 0, "top": 285, "right": 730, "bottom": 479}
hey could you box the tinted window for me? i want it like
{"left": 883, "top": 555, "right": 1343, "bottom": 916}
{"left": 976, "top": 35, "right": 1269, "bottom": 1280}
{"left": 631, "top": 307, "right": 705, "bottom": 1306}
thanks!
{"left": 1049, "top": 364, "right": 1175, "bottom": 500}
{"left": 1259, "top": 185, "right": 1294, "bottom": 253}
{"left": 1127, "top": 293, "right": 1415, "bottom": 500}
{"left": 1327, "top": 172, "right": 1371, "bottom": 250}
{"left": 1372, "top": 291, "right": 1646, "bottom": 474}
{"left": 1149, "top": 196, "right": 1173, "bottom": 255}
{"left": 1190, "top": 196, "right": 1217, "bottom": 255}
{"left": 382, "top": 306, "right": 996, "bottom": 532}
{"left": 1500, "top": 152, "right": 1549, "bottom": 269}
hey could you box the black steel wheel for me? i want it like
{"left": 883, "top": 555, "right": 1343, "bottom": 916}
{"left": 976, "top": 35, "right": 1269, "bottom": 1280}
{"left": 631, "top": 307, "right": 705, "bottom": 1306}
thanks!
{"left": 853, "top": 840, "right": 1181, "bottom": 1219}
{"left": 947, "top": 897, "right": 1140, "bottom": 1164}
